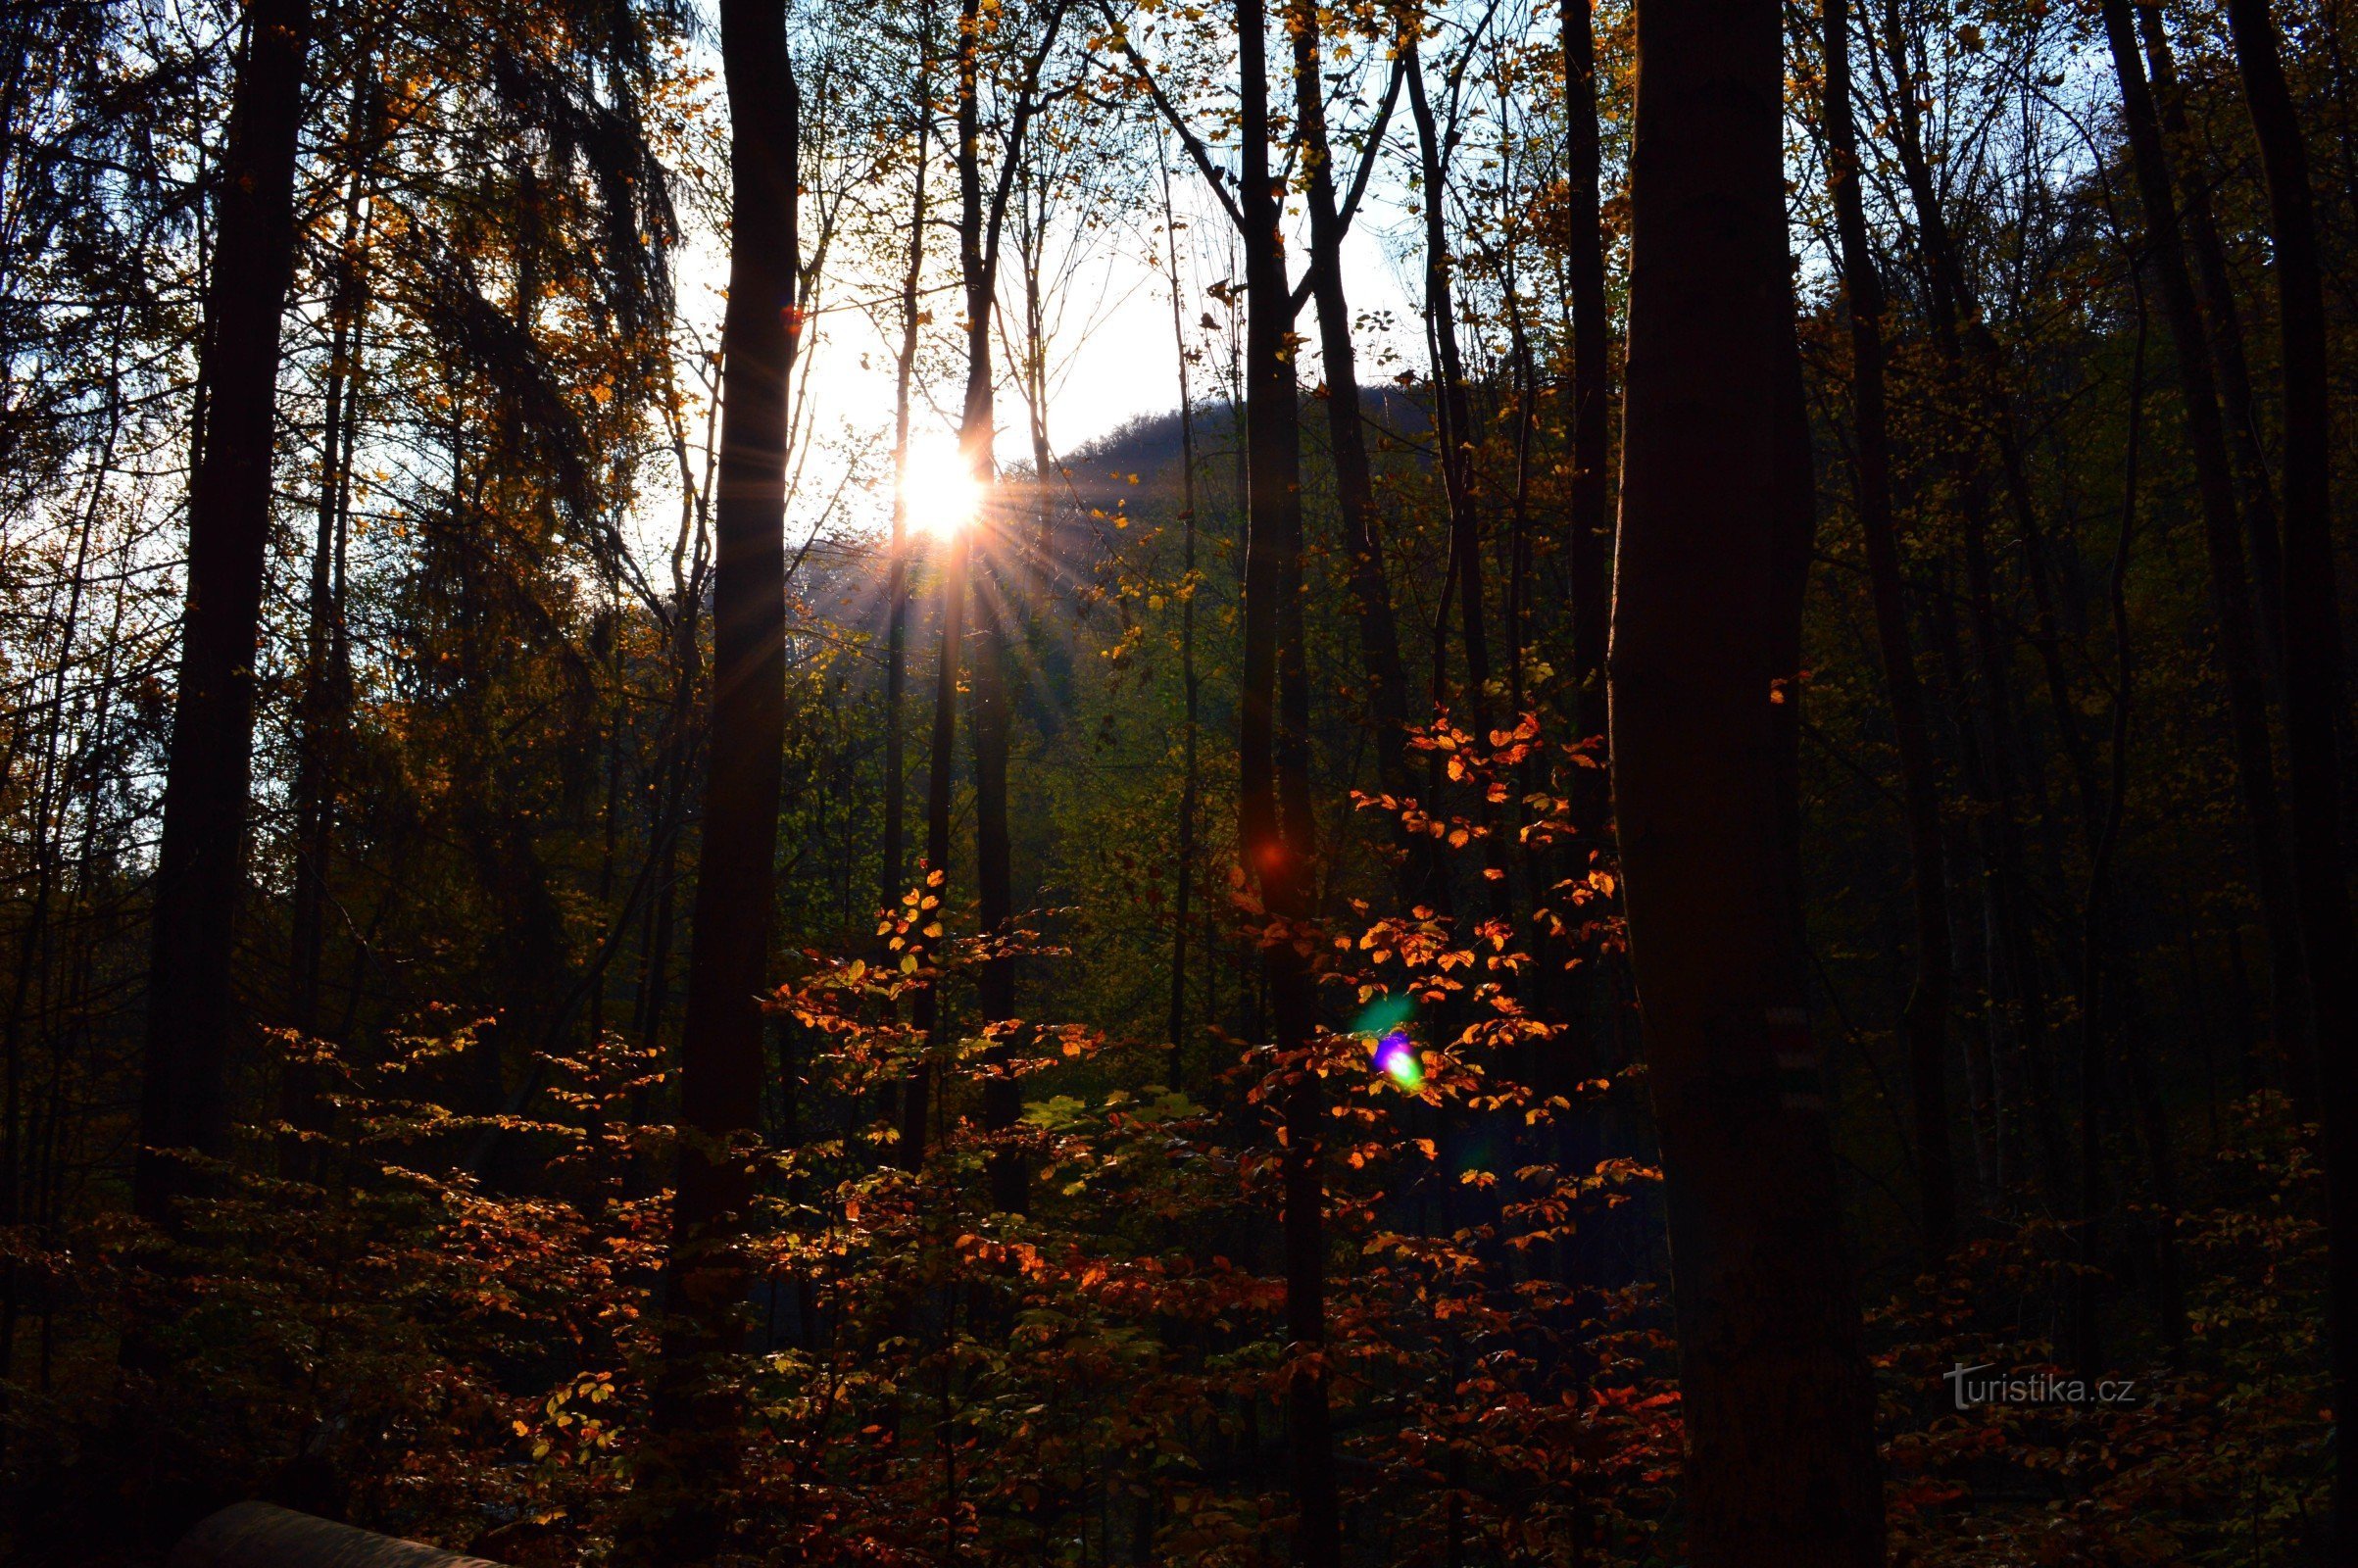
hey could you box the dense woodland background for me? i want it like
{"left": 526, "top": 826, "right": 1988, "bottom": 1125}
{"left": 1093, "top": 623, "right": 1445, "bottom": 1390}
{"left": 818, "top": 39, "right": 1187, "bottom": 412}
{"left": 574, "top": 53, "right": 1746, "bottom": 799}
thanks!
{"left": 4, "top": 0, "right": 2358, "bottom": 1562}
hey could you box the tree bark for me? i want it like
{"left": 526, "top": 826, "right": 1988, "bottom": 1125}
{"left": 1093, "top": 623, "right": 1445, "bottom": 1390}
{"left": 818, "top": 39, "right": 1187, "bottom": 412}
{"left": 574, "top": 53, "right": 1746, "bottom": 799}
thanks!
{"left": 1238, "top": 2, "right": 1337, "bottom": 1561}
{"left": 1158, "top": 133, "right": 1202, "bottom": 1089}
{"left": 1608, "top": 1, "right": 1884, "bottom": 1560}
{"left": 2138, "top": 3, "right": 2286, "bottom": 673}
{"left": 653, "top": 0, "right": 797, "bottom": 1534}
{"left": 2099, "top": 0, "right": 2310, "bottom": 1107}
{"left": 2221, "top": 1, "right": 2358, "bottom": 1556}
{"left": 1821, "top": 0, "right": 1955, "bottom": 1259}
{"left": 1405, "top": 41, "right": 1511, "bottom": 920}
{"left": 1560, "top": 0, "right": 1611, "bottom": 840}
{"left": 134, "top": 0, "right": 312, "bottom": 1221}
{"left": 881, "top": 53, "right": 931, "bottom": 929}
{"left": 283, "top": 67, "right": 380, "bottom": 1177}
{"left": 1290, "top": 6, "right": 1413, "bottom": 855}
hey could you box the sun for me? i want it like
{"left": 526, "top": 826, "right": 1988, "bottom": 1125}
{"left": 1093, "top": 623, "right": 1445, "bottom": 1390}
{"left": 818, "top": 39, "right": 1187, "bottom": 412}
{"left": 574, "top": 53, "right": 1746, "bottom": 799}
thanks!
{"left": 899, "top": 437, "right": 984, "bottom": 539}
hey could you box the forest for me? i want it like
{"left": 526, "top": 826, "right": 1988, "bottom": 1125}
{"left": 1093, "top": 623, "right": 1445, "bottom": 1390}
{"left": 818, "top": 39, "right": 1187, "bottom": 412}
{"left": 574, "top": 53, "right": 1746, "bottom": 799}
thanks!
{"left": 4, "top": 0, "right": 2358, "bottom": 1561}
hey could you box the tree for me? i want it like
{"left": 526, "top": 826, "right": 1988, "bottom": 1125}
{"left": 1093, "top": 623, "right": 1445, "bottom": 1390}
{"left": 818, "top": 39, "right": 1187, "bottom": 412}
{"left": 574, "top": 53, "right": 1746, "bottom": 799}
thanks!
{"left": 2098, "top": 0, "right": 2305, "bottom": 1118}
{"left": 134, "top": 0, "right": 313, "bottom": 1221}
{"left": 652, "top": 0, "right": 798, "bottom": 1536}
{"left": 2221, "top": 0, "right": 2357, "bottom": 1554}
{"left": 1819, "top": 0, "right": 1955, "bottom": 1258}
{"left": 1290, "top": 3, "right": 1413, "bottom": 877}
{"left": 1234, "top": 0, "right": 1337, "bottom": 1557}
{"left": 1607, "top": 0, "right": 1884, "bottom": 1559}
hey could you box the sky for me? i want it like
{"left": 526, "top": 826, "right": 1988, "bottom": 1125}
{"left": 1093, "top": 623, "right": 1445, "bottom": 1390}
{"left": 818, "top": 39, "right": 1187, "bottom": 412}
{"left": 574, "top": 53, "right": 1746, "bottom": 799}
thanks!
{"left": 654, "top": 44, "right": 1436, "bottom": 547}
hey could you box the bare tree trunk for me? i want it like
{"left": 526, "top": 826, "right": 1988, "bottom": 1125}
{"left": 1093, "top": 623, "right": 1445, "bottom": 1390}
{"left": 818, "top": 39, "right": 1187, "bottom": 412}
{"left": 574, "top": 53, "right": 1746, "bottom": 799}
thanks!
{"left": 1608, "top": 2, "right": 1884, "bottom": 1561}
{"left": 2099, "top": 0, "right": 2310, "bottom": 1108}
{"left": 284, "top": 69, "right": 379, "bottom": 1178}
{"left": 882, "top": 54, "right": 931, "bottom": 928}
{"left": 2221, "top": 2, "right": 2358, "bottom": 1556}
{"left": 1158, "top": 133, "right": 1202, "bottom": 1089}
{"left": 1560, "top": 0, "right": 1610, "bottom": 839}
{"left": 1290, "top": 6, "right": 1412, "bottom": 852}
{"left": 134, "top": 0, "right": 312, "bottom": 1221}
{"left": 901, "top": 522, "right": 965, "bottom": 1168}
{"left": 653, "top": 0, "right": 797, "bottom": 1536}
{"left": 1237, "top": 2, "right": 1337, "bottom": 1560}
{"left": 1821, "top": 0, "right": 1955, "bottom": 1259}
{"left": 1405, "top": 42, "right": 1511, "bottom": 923}
{"left": 2138, "top": 3, "right": 2286, "bottom": 672}
{"left": 2077, "top": 291, "right": 2148, "bottom": 1380}
{"left": 949, "top": 0, "right": 1068, "bottom": 1210}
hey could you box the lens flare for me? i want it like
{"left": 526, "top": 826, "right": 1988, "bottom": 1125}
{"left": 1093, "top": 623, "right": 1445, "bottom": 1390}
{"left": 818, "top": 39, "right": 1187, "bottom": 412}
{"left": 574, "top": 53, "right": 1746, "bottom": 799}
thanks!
{"left": 1371, "top": 1028, "right": 1424, "bottom": 1089}
{"left": 1350, "top": 993, "right": 1414, "bottom": 1040}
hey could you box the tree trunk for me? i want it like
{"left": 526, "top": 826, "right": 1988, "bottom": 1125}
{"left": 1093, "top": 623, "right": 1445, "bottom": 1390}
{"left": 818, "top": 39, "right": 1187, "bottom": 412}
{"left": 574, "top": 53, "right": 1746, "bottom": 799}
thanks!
{"left": 134, "top": 0, "right": 312, "bottom": 1221}
{"left": 654, "top": 0, "right": 797, "bottom": 1534}
{"left": 2099, "top": 0, "right": 2310, "bottom": 1108}
{"left": 2138, "top": 3, "right": 2286, "bottom": 672}
{"left": 1159, "top": 133, "right": 1202, "bottom": 1089}
{"left": 1821, "top": 0, "right": 1955, "bottom": 1259}
{"left": 1560, "top": 0, "right": 1611, "bottom": 839}
{"left": 881, "top": 66, "right": 930, "bottom": 928}
{"left": 2221, "top": 2, "right": 2358, "bottom": 1556}
{"left": 283, "top": 69, "right": 379, "bottom": 1177}
{"left": 1405, "top": 42, "right": 1512, "bottom": 923}
{"left": 1238, "top": 2, "right": 1337, "bottom": 1561}
{"left": 949, "top": 0, "right": 1066, "bottom": 1211}
{"left": 901, "top": 520, "right": 965, "bottom": 1168}
{"left": 1608, "top": 1, "right": 1884, "bottom": 1561}
{"left": 1291, "top": 6, "right": 1413, "bottom": 846}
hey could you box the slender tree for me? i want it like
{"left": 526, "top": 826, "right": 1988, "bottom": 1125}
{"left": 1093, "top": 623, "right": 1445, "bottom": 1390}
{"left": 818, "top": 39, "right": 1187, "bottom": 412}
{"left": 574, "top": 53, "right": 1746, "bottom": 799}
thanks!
{"left": 1559, "top": 0, "right": 1610, "bottom": 837}
{"left": 2098, "top": 0, "right": 2307, "bottom": 1107}
{"left": 134, "top": 0, "right": 313, "bottom": 1220}
{"left": 1157, "top": 130, "right": 1202, "bottom": 1088}
{"left": 1241, "top": 0, "right": 1338, "bottom": 1557}
{"left": 2222, "top": 0, "right": 2358, "bottom": 1555}
{"left": 2137, "top": 4, "right": 2285, "bottom": 670}
{"left": 654, "top": 0, "right": 798, "bottom": 1532}
{"left": 1608, "top": 0, "right": 1884, "bottom": 1559}
{"left": 881, "top": 24, "right": 933, "bottom": 930}
{"left": 1290, "top": 5, "right": 1413, "bottom": 854}
{"left": 1821, "top": 0, "right": 1955, "bottom": 1256}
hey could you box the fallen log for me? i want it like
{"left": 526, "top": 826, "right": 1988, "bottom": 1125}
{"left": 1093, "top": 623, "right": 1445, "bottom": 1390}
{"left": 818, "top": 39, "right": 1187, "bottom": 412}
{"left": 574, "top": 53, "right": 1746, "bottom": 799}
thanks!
{"left": 169, "top": 1502, "right": 511, "bottom": 1568}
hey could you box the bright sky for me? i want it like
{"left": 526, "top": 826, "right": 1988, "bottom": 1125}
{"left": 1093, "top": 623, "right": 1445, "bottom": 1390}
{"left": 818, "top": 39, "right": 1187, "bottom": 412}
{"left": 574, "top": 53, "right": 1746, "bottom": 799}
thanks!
{"left": 660, "top": 96, "right": 1431, "bottom": 545}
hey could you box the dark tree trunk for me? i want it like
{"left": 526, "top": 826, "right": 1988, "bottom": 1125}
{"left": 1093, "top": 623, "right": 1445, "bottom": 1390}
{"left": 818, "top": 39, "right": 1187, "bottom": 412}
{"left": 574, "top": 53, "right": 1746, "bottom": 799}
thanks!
{"left": 2138, "top": 3, "right": 2286, "bottom": 673}
{"left": 901, "top": 519, "right": 965, "bottom": 1168}
{"left": 956, "top": 0, "right": 1013, "bottom": 1196}
{"left": 882, "top": 63, "right": 930, "bottom": 929}
{"left": 1159, "top": 135, "right": 1202, "bottom": 1089}
{"left": 1405, "top": 42, "right": 1512, "bottom": 923}
{"left": 1821, "top": 0, "right": 1955, "bottom": 1259}
{"left": 1238, "top": 2, "right": 1337, "bottom": 1561}
{"left": 1607, "top": 1, "right": 1884, "bottom": 1561}
{"left": 1291, "top": 7, "right": 1413, "bottom": 847}
{"left": 950, "top": 0, "right": 1066, "bottom": 1210}
{"left": 134, "top": 0, "right": 312, "bottom": 1221}
{"left": 2077, "top": 293, "right": 2149, "bottom": 1380}
{"left": 2221, "top": 2, "right": 2358, "bottom": 1556}
{"left": 653, "top": 0, "right": 797, "bottom": 1532}
{"left": 1560, "top": 0, "right": 1611, "bottom": 836}
{"left": 2100, "top": 0, "right": 2310, "bottom": 1108}
{"left": 283, "top": 69, "right": 378, "bottom": 1176}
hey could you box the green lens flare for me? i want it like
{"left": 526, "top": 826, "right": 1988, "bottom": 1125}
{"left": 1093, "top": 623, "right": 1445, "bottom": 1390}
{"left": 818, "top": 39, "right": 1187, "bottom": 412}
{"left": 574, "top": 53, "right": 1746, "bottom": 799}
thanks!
{"left": 1351, "top": 993, "right": 1414, "bottom": 1039}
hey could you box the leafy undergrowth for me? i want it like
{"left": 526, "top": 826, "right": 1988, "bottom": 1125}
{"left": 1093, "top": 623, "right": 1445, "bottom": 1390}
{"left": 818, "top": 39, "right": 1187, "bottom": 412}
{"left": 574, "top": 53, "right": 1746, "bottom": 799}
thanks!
{"left": 0, "top": 880, "right": 2331, "bottom": 1567}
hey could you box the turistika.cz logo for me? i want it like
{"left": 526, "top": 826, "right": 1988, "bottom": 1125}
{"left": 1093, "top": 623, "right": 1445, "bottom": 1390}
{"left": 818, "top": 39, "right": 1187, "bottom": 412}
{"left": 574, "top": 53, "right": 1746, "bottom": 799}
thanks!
{"left": 1943, "top": 1363, "right": 2139, "bottom": 1411}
